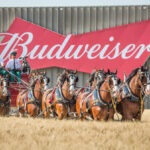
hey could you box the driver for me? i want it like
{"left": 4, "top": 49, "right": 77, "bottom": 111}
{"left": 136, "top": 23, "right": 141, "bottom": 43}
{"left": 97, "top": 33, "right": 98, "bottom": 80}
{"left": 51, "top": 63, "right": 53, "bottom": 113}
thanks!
{"left": 6, "top": 52, "right": 22, "bottom": 83}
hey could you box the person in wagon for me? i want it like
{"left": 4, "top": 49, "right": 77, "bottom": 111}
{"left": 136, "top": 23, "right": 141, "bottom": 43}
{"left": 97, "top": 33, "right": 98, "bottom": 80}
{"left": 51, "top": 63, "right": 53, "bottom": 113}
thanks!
{"left": 6, "top": 52, "right": 22, "bottom": 83}
{"left": 0, "top": 57, "right": 8, "bottom": 77}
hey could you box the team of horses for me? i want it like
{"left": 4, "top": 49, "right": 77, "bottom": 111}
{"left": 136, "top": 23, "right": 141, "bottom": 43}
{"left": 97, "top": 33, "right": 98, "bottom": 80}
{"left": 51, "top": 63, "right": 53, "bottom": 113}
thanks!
{"left": 0, "top": 66, "right": 150, "bottom": 121}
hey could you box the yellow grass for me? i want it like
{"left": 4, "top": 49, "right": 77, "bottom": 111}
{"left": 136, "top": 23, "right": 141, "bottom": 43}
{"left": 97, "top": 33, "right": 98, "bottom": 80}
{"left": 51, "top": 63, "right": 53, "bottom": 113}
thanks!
{"left": 1, "top": 110, "right": 150, "bottom": 150}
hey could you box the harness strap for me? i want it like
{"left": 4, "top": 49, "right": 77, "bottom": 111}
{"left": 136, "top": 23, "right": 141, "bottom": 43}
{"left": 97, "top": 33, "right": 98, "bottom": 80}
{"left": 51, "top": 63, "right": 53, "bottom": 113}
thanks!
{"left": 140, "top": 92, "right": 144, "bottom": 118}
{"left": 24, "top": 92, "right": 29, "bottom": 111}
{"left": 125, "top": 81, "right": 141, "bottom": 101}
{"left": 44, "top": 89, "right": 53, "bottom": 111}
{"left": 111, "top": 94, "right": 120, "bottom": 120}
{"left": 79, "top": 93, "right": 91, "bottom": 117}
{"left": 49, "top": 88, "right": 56, "bottom": 104}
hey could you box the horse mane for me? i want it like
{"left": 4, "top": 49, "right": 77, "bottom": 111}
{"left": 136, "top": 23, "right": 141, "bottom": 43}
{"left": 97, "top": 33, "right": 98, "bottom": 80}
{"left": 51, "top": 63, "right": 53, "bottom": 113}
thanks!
{"left": 57, "top": 70, "right": 75, "bottom": 86}
{"left": 88, "top": 71, "right": 96, "bottom": 83}
{"left": 126, "top": 68, "right": 139, "bottom": 83}
{"left": 97, "top": 80, "right": 105, "bottom": 89}
{"left": 89, "top": 70, "right": 105, "bottom": 83}
{"left": 30, "top": 78, "right": 37, "bottom": 88}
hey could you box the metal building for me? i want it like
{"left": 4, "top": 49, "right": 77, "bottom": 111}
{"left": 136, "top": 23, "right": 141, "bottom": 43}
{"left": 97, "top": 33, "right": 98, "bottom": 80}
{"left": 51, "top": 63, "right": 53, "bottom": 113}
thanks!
{"left": 0, "top": 0, "right": 150, "bottom": 107}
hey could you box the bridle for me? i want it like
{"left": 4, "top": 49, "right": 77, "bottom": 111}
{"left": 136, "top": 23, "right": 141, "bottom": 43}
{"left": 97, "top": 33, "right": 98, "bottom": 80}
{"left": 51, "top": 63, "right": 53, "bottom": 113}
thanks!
{"left": 106, "top": 74, "right": 119, "bottom": 95}
{"left": 95, "top": 71, "right": 106, "bottom": 84}
{"left": 30, "top": 74, "right": 50, "bottom": 94}
{"left": 66, "top": 73, "right": 78, "bottom": 94}
{"left": 97, "top": 71, "right": 106, "bottom": 81}
{"left": 128, "top": 69, "right": 149, "bottom": 96}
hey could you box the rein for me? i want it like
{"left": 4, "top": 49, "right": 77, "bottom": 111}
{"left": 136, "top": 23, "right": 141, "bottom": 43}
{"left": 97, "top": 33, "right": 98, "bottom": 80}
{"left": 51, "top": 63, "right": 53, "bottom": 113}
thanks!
{"left": 6, "top": 69, "right": 30, "bottom": 89}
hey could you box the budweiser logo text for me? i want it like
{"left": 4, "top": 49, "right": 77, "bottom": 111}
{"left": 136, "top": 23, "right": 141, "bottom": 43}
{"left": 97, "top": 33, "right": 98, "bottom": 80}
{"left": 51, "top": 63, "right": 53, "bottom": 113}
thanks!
{"left": 0, "top": 32, "right": 150, "bottom": 61}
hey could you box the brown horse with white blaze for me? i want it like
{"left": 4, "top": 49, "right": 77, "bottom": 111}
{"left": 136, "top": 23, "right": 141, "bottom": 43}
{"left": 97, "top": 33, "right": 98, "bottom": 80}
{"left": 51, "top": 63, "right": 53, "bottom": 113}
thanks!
{"left": 0, "top": 76, "right": 10, "bottom": 115}
{"left": 76, "top": 69, "right": 121, "bottom": 120}
{"left": 42, "top": 70, "right": 78, "bottom": 119}
{"left": 88, "top": 69, "right": 106, "bottom": 91}
{"left": 16, "top": 72, "right": 50, "bottom": 117}
{"left": 117, "top": 66, "right": 150, "bottom": 121}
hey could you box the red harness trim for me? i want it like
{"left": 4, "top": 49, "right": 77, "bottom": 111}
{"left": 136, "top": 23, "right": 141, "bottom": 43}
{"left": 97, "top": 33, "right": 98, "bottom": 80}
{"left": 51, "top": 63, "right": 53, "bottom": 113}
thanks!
{"left": 81, "top": 83, "right": 89, "bottom": 92}
{"left": 24, "top": 92, "right": 29, "bottom": 111}
{"left": 49, "top": 88, "right": 56, "bottom": 103}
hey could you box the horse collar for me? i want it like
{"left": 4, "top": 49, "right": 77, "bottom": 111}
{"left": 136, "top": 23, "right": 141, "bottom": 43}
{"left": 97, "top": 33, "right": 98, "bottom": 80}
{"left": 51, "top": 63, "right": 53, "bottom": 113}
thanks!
{"left": 56, "top": 86, "right": 74, "bottom": 104}
{"left": 125, "top": 81, "right": 141, "bottom": 101}
{"left": 96, "top": 81, "right": 113, "bottom": 108}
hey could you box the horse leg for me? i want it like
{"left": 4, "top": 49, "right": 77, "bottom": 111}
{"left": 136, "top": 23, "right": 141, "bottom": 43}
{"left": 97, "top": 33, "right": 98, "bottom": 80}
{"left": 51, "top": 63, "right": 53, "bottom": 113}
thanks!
{"left": 91, "top": 106, "right": 102, "bottom": 120}
{"left": 122, "top": 113, "right": 133, "bottom": 121}
{"left": 68, "top": 104, "right": 77, "bottom": 118}
{"left": 107, "top": 108, "right": 115, "bottom": 121}
{"left": 56, "top": 103, "right": 67, "bottom": 120}
{"left": 4, "top": 106, "right": 10, "bottom": 116}
{"left": 76, "top": 97, "right": 82, "bottom": 118}
{"left": 0, "top": 106, "right": 5, "bottom": 116}
{"left": 27, "top": 104, "right": 39, "bottom": 117}
{"left": 18, "top": 108, "right": 26, "bottom": 117}
{"left": 134, "top": 113, "right": 142, "bottom": 121}
{"left": 42, "top": 96, "right": 49, "bottom": 118}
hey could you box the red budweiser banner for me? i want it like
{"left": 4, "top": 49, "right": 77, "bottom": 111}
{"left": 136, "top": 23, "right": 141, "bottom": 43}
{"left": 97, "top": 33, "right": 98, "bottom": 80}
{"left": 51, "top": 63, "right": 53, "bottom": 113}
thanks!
{"left": 0, "top": 17, "right": 150, "bottom": 79}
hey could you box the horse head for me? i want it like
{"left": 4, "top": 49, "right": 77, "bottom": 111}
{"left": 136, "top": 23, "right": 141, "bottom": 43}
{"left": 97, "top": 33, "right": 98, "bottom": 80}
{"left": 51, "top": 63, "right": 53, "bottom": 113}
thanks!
{"left": 29, "top": 71, "right": 50, "bottom": 100}
{"left": 137, "top": 66, "right": 150, "bottom": 96}
{"left": 145, "top": 73, "right": 150, "bottom": 95}
{"left": 89, "top": 69, "right": 106, "bottom": 90}
{"left": 64, "top": 69, "right": 79, "bottom": 96}
{"left": 0, "top": 75, "right": 9, "bottom": 98}
{"left": 106, "top": 69, "right": 120, "bottom": 99}
{"left": 95, "top": 69, "right": 106, "bottom": 83}
{"left": 34, "top": 71, "right": 50, "bottom": 91}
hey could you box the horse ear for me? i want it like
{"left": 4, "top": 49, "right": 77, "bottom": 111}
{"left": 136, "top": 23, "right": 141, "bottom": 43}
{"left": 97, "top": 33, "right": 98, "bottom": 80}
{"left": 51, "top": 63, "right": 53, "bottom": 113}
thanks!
{"left": 124, "top": 72, "right": 127, "bottom": 82}
{"left": 118, "top": 78, "right": 121, "bottom": 85}
{"left": 92, "top": 69, "right": 96, "bottom": 74}
{"left": 115, "top": 69, "right": 117, "bottom": 74}
{"left": 102, "top": 68, "right": 104, "bottom": 72}
{"left": 145, "top": 66, "right": 149, "bottom": 71}
{"left": 65, "top": 69, "right": 69, "bottom": 74}
{"left": 73, "top": 70, "right": 77, "bottom": 74}
{"left": 141, "top": 66, "right": 144, "bottom": 71}
{"left": 43, "top": 71, "right": 46, "bottom": 75}
{"left": 107, "top": 69, "right": 110, "bottom": 74}
{"left": 76, "top": 76, "right": 79, "bottom": 82}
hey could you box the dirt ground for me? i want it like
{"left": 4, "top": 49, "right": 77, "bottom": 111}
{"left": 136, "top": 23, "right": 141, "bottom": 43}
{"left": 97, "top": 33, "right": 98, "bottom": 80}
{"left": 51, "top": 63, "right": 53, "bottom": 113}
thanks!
{"left": 0, "top": 110, "right": 150, "bottom": 150}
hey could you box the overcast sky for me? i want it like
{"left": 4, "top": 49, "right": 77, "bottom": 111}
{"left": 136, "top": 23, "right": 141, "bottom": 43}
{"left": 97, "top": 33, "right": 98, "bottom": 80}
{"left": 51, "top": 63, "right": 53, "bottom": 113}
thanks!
{"left": 0, "top": 0, "right": 149, "bottom": 7}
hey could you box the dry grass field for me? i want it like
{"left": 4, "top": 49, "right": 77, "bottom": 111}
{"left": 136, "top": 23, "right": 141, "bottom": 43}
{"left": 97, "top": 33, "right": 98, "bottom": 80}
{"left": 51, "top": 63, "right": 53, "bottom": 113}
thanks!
{"left": 0, "top": 110, "right": 150, "bottom": 150}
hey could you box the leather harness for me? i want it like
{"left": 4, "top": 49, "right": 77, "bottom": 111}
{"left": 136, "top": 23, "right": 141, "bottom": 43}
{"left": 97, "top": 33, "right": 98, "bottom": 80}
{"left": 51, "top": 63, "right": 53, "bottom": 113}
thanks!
{"left": 79, "top": 80, "right": 118, "bottom": 118}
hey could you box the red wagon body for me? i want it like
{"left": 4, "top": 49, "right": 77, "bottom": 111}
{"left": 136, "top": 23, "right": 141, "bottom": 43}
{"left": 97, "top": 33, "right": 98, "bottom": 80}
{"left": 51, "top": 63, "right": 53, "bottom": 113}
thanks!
{"left": 8, "top": 73, "right": 30, "bottom": 107}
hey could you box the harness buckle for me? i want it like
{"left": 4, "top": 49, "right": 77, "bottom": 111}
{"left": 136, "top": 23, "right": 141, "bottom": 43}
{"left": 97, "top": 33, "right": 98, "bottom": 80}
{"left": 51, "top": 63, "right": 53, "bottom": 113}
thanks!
{"left": 0, "top": 103, "right": 4, "bottom": 107}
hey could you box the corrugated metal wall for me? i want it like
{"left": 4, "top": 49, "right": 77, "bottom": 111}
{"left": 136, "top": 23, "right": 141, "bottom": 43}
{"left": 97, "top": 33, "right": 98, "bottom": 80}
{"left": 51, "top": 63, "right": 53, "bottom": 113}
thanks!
{"left": 1, "top": 6, "right": 150, "bottom": 33}
{"left": 0, "top": 6, "right": 150, "bottom": 107}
